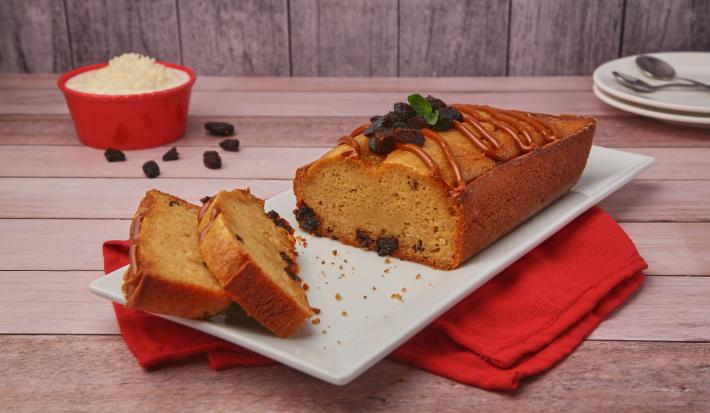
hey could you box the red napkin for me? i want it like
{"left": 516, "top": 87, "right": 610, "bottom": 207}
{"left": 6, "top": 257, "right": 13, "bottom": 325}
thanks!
{"left": 103, "top": 206, "right": 645, "bottom": 391}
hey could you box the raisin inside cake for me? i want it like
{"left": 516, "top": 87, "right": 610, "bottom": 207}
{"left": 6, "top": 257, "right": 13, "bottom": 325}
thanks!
{"left": 293, "top": 96, "right": 595, "bottom": 269}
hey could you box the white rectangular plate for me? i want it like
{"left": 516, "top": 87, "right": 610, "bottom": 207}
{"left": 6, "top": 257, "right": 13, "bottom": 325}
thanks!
{"left": 91, "top": 145, "right": 653, "bottom": 385}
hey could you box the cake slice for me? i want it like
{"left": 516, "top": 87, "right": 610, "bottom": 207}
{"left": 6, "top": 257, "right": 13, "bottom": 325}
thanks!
{"left": 293, "top": 95, "right": 596, "bottom": 270}
{"left": 198, "top": 189, "right": 313, "bottom": 337}
{"left": 123, "top": 190, "right": 231, "bottom": 318}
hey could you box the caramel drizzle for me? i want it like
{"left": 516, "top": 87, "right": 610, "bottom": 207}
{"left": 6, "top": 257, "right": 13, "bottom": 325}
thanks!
{"left": 420, "top": 129, "right": 466, "bottom": 195}
{"left": 128, "top": 217, "right": 142, "bottom": 275}
{"left": 456, "top": 105, "right": 535, "bottom": 153}
{"left": 198, "top": 199, "right": 219, "bottom": 242}
{"left": 452, "top": 117, "right": 506, "bottom": 161}
{"left": 336, "top": 136, "right": 360, "bottom": 157}
{"left": 394, "top": 142, "right": 441, "bottom": 179}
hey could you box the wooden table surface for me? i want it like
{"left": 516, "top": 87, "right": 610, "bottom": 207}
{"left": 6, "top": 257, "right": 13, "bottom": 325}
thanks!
{"left": 1, "top": 75, "right": 708, "bottom": 412}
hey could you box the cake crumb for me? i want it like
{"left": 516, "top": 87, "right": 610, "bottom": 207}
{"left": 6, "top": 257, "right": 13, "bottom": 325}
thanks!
{"left": 372, "top": 286, "right": 377, "bottom": 291}
{"left": 337, "top": 340, "right": 342, "bottom": 345}
{"left": 332, "top": 249, "right": 338, "bottom": 256}
{"left": 339, "top": 265, "right": 343, "bottom": 270}
{"left": 344, "top": 259, "right": 348, "bottom": 263}
{"left": 335, "top": 293, "right": 342, "bottom": 301}
{"left": 295, "top": 236, "right": 308, "bottom": 247}
{"left": 322, "top": 330, "right": 327, "bottom": 334}
{"left": 384, "top": 257, "right": 391, "bottom": 264}
{"left": 321, "top": 260, "right": 325, "bottom": 265}
{"left": 391, "top": 293, "right": 403, "bottom": 302}
{"left": 341, "top": 310, "right": 348, "bottom": 317}
{"left": 311, "top": 318, "right": 321, "bottom": 325}
{"left": 384, "top": 268, "right": 390, "bottom": 273}
{"left": 401, "top": 287, "right": 407, "bottom": 293}
{"left": 303, "top": 283, "right": 309, "bottom": 291}
{"left": 363, "top": 295, "right": 367, "bottom": 299}
{"left": 415, "top": 273, "right": 422, "bottom": 280}
{"left": 312, "top": 307, "right": 321, "bottom": 314}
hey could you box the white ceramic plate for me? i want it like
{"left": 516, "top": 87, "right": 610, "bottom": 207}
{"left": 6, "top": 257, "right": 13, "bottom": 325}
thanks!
{"left": 594, "top": 84, "right": 710, "bottom": 127}
{"left": 90, "top": 146, "right": 653, "bottom": 385}
{"left": 593, "top": 52, "right": 710, "bottom": 114}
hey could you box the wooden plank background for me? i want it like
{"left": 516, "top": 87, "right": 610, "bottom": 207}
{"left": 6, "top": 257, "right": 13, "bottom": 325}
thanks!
{"left": 1, "top": 0, "right": 708, "bottom": 75}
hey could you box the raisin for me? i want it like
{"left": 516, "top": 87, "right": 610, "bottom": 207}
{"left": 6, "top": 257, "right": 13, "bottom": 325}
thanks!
{"left": 368, "top": 130, "right": 396, "bottom": 154}
{"left": 294, "top": 206, "right": 320, "bottom": 232}
{"left": 162, "top": 147, "right": 179, "bottom": 161}
{"left": 363, "top": 116, "right": 385, "bottom": 138}
{"left": 142, "top": 161, "right": 160, "bottom": 178}
{"left": 268, "top": 210, "right": 294, "bottom": 234}
{"left": 369, "top": 115, "right": 380, "bottom": 122}
{"left": 407, "top": 115, "right": 429, "bottom": 129}
{"left": 235, "top": 234, "right": 243, "bottom": 242}
{"left": 219, "top": 139, "right": 240, "bottom": 152}
{"left": 104, "top": 148, "right": 125, "bottom": 162}
{"left": 203, "top": 151, "right": 222, "bottom": 169}
{"left": 200, "top": 196, "right": 212, "bottom": 204}
{"left": 279, "top": 251, "right": 294, "bottom": 266}
{"left": 375, "top": 235, "right": 399, "bottom": 256}
{"left": 204, "top": 122, "right": 234, "bottom": 136}
{"left": 425, "top": 95, "right": 447, "bottom": 111}
{"left": 413, "top": 239, "right": 425, "bottom": 252}
{"left": 285, "top": 267, "right": 301, "bottom": 282}
{"left": 393, "top": 102, "right": 415, "bottom": 120}
{"left": 356, "top": 229, "right": 372, "bottom": 248}
{"left": 433, "top": 107, "right": 463, "bottom": 131}
{"left": 394, "top": 128, "right": 425, "bottom": 146}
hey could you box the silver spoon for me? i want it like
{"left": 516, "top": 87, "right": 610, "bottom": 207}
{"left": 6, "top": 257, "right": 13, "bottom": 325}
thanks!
{"left": 612, "top": 71, "right": 704, "bottom": 93}
{"left": 635, "top": 55, "right": 710, "bottom": 89}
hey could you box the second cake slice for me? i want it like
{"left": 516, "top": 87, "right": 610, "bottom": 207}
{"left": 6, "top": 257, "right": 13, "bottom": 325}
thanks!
{"left": 198, "top": 189, "right": 313, "bottom": 337}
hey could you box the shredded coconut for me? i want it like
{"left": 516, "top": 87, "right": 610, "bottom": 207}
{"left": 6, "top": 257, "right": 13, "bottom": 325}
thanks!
{"left": 66, "top": 53, "right": 189, "bottom": 95}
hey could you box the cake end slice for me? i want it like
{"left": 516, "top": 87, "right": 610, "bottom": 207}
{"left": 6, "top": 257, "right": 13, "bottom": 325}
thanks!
{"left": 123, "top": 190, "right": 231, "bottom": 318}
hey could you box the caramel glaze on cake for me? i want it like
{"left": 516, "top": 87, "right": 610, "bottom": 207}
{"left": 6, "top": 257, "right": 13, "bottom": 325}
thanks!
{"left": 293, "top": 99, "right": 595, "bottom": 270}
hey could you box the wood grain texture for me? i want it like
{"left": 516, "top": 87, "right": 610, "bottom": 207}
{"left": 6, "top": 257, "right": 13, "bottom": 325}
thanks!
{"left": 290, "top": 0, "right": 398, "bottom": 76}
{"left": 65, "top": 0, "right": 181, "bottom": 67}
{"left": 622, "top": 0, "right": 710, "bottom": 55}
{"left": 1, "top": 178, "right": 706, "bottom": 223}
{"left": 4, "top": 113, "right": 710, "bottom": 148}
{"left": 2, "top": 145, "right": 706, "bottom": 179}
{"left": 179, "top": 0, "right": 289, "bottom": 76}
{"left": 0, "top": 89, "right": 627, "bottom": 116}
{"left": 0, "top": 0, "right": 72, "bottom": 73}
{"left": 0, "top": 74, "right": 597, "bottom": 92}
{"left": 0, "top": 219, "right": 706, "bottom": 275}
{"left": 509, "top": 0, "right": 624, "bottom": 75}
{"left": 2, "top": 273, "right": 708, "bottom": 340}
{"left": 1, "top": 336, "right": 708, "bottom": 411}
{"left": 399, "top": 0, "right": 508, "bottom": 76}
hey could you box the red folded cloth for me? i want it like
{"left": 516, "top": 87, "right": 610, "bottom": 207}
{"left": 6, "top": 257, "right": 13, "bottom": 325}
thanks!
{"left": 103, "top": 206, "right": 645, "bottom": 391}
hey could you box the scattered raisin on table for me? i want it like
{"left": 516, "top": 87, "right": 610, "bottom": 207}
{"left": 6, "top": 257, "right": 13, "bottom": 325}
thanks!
{"left": 219, "top": 139, "right": 240, "bottom": 152}
{"left": 162, "top": 147, "right": 179, "bottom": 161}
{"left": 104, "top": 148, "right": 125, "bottom": 162}
{"left": 205, "top": 122, "right": 234, "bottom": 137}
{"left": 375, "top": 235, "right": 399, "bottom": 256}
{"left": 142, "top": 161, "right": 160, "bottom": 178}
{"left": 356, "top": 229, "right": 372, "bottom": 248}
{"left": 203, "top": 151, "right": 222, "bottom": 169}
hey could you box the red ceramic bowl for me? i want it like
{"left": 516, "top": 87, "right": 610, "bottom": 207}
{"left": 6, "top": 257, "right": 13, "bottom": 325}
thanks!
{"left": 57, "top": 61, "right": 196, "bottom": 150}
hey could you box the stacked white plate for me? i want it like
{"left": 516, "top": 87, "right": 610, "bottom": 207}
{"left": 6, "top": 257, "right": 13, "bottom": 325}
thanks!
{"left": 593, "top": 52, "right": 710, "bottom": 128}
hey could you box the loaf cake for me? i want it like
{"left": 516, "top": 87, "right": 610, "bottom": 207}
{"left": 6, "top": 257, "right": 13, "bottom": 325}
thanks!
{"left": 293, "top": 95, "right": 596, "bottom": 270}
{"left": 123, "top": 190, "right": 231, "bottom": 318}
{"left": 198, "top": 189, "right": 313, "bottom": 337}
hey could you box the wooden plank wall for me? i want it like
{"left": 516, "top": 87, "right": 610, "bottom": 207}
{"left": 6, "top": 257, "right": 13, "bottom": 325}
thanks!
{"left": 0, "top": 0, "right": 708, "bottom": 75}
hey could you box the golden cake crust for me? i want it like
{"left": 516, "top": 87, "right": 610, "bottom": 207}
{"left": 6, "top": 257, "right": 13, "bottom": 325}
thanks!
{"left": 123, "top": 190, "right": 231, "bottom": 318}
{"left": 293, "top": 108, "right": 596, "bottom": 270}
{"left": 198, "top": 189, "right": 313, "bottom": 337}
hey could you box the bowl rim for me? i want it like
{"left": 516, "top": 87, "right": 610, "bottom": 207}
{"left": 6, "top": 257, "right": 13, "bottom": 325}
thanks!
{"left": 57, "top": 61, "right": 197, "bottom": 102}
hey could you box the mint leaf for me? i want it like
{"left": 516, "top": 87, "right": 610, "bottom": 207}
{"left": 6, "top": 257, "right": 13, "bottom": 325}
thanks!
{"left": 424, "top": 110, "right": 439, "bottom": 126}
{"left": 408, "top": 93, "right": 432, "bottom": 116}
